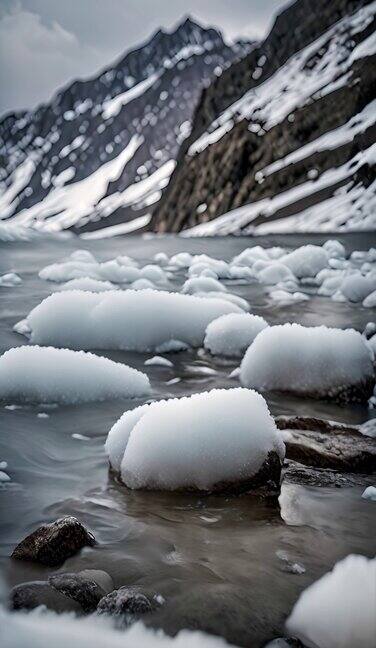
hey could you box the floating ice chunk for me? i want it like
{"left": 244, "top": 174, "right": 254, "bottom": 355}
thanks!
{"left": 181, "top": 277, "right": 226, "bottom": 295}
{"left": 106, "top": 388, "right": 284, "bottom": 491}
{"left": 153, "top": 252, "right": 169, "bottom": 266}
{"left": 257, "top": 263, "right": 295, "bottom": 285}
{"left": 0, "top": 273, "right": 22, "bottom": 287}
{"left": 22, "top": 290, "right": 241, "bottom": 351}
{"left": 0, "top": 346, "right": 151, "bottom": 404}
{"left": 281, "top": 245, "right": 328, "bottom": 278}
{"left": 318, "top": 274, "right": 344, "bottom": 296}
{"left": 286, "top": 555, "right": 376, "bottom": 648}
{"left": 169, "top": 252, "right": 193, "bottom": 268}
{"left": 362, "top": 485, "right": 376, "bottom": 501}
{"left": 228, "top": 265, "right": 254, "bottom": 281}
{"left": 240, "top": 324, "right": 374, "bottom": 402}
{"left": 340, "top": 274, "right": 375, "bottom": 302}
{"left": 204, "top": 314, "right": 268, "bottom": 357}
{"left": 269, "top": 290, "right": 309, "bottom": 304}
{"left": 0, "top": 470, "right": 10, "bottom": 482}
{"left": 323, "top": 239, "right": 346, "bottom": 258}
{"left": 59, "top": 278, "right": 118, "bottom": 292}
{"left": 156, "top": 340, "right": 190, "bottom": 353}
{"left": 144, "top": 356, "right": 173, "bottom": 368}
{"left": 232, "top": 247, "right": 269, "bottom": 267}
{"left": 229, "top": 367, "right": 240, "bottom": 379}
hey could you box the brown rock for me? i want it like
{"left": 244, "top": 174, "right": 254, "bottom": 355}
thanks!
{"left": 11, "top": 516, "right": 95, "bottom": 567}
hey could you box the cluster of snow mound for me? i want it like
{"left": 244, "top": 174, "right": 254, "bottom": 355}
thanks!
{"left": 106, "top": 388, "right": 284, "bottom": 493}
{"left": 0, "top": 605, "right": 231, "bottom": 648}
{"left": 204, "top": 314, "right": 268, "bottom": 357}
{"left": 0, "top": 346, "right": 151, "bottom": 404}
{"left": 286, "top": 555, "right": 376, "bottom": 648}
{"left": 39, "top": 250, "right": 169, "bottom": 290}
{"left": 20, "top": 290, "right": 241, "bottom": 352}
{"left": 240, "top": 324, "right": 374, "bottom": 403}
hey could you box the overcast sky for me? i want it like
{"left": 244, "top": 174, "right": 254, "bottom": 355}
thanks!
{"left": 0, "top": 0, "right": 287, "bottom": 116}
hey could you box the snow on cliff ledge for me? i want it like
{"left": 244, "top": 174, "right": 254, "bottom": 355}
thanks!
{"left": 105, "top": 388, "right": 285, "bottom": 492}
{"left": 0, "top": 346, "right": 151, "bottom": 403}
{"left": 17, "top": 290, "right": 241, "bottom": 352}
{"left": 240, "top": 324, "right": 374, "bottom": 403}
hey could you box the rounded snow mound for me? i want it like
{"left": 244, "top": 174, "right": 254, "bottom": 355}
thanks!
{"left": 105, "top": 388, "right": 285, "bottom": 493}
{"left": 240, "top": 324, "right": 374, "bottom": 403}
{"left": 20, "top": 289, "right": 241, "bottom": 351}
{"left": 280, "top": 245, "right": 328, "bottom": 278}
{"left": 0, "top": 346, "right": 151, "bottom": 404}
{"left": 286, "top": 554, "right": 376, "bottom": 648}
{"left": 204, "top": 313, "right": 268, "bottom": 357}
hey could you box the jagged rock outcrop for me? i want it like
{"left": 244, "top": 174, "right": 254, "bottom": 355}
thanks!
{"left": 153, "top": 0, "right": 376, "bottom": 234}
{"left": 0, "top": 18, "right": 252, "bottom": 234}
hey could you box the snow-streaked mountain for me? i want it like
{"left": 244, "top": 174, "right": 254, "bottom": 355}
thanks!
{"left": 0, "top": 18, "right": 252, "bottom": 233}
{"left": 153, "top": 0, "right": 376, "bottom": 235}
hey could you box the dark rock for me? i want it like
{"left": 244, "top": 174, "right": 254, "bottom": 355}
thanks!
{"left": 206, "top": 450, "right": 283, "bottom": 497}
{"left": 49, "top": 572, "right": 106, "bottom": 612}
{"left": 276, "top": 416, "right": 376, "bottom": 473}
{"left": 11, "top": 516, "right": 95, "bottom": 566}
{"left": 144, "top": 583, "right": 281, "bottom": 648}
{"left": 97, "top": 586, "right": 153, "bottom": 619}
{"left": 10, "top": 581, "right": 82, "bottom": 613}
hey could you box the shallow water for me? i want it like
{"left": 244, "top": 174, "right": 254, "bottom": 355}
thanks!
{"left": 0, "top": 233, "right": 375, "bottom": 644}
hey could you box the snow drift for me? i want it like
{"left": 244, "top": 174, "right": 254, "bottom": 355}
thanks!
{"left": 286, "top": 554, "right": 376, "bottom": 648}
{"left": 240, "top": 324, "right": 374, "bottom": 403}
{"left": 0, "top": 346, "right": 151, "bottom": 404}
{"left": 19, "top": 290, "right": 241, "bottom": 352}
{"left": 105, "top": 388, "right": 285, "bottom": 492}
{"left": 204, "top": 313, "right": 268, "bottom": 357}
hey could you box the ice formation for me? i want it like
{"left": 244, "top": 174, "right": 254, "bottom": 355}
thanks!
{"left": 0, "top": 273, "right": 22, "bottom": 287}
{"left": 286, "top": 555, "right": 376, "bottom": 648}
{"left": 240, "top": 324, "right": 374, "bottom": 402}
{"left": 19, "top": 290, "right": 241, "bottom": 351}
{"left": 105, "top": 388, "right": 284, "bottom": 491}
{"left": 361, "top": 485, "right": 376, "bottom": 501}
{"left": 0, "top": 346, "right": 151, "bottom": 403}
{"left": 204, "top": 314, "right": 268, "bottom": 357}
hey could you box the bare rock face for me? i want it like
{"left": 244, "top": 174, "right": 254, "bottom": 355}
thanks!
{"left": 97, "top": 585, "right": 154, "bottom": 619}
{"left": 11, "top": 516, "right": 95, "bottom": 566}
{"left": 276, "top": 416, "right": 376, "bottom": 473}
{"left": 49, "top": 572, "right": 106, "bottom": 612}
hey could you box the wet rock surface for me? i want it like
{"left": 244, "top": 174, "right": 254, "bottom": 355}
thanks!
{"left": 276, "top": 416, "right": 376, "bottom": 473}
{"left": 10, "top": 581, "right": 82, "bottom": 613}
{"left": 97, "top": 585, "right": 154, "bottom": 619}
{"left": 144, "top": 584, "right": 282, "bottom": 648}
{"left": 11, "top": 516, "right": 95, "bottom": 566}
{"left": 49, "top": 572, "right": 107, "bottom": 612}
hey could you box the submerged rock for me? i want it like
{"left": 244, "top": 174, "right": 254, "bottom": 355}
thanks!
{"left": 10, "top": 581, "right": 82, "bottom": 613}
{"left": 11, "top": 516, "right": 95, "bottom": 566}
{"left": 97, "top": 586, "right": 154, "bottom": 619}
{"left": 276, "top": 416, "right": 376, "bottom": 473}
{"left": 49, "top": 572, "right": 106, "bottom": 612}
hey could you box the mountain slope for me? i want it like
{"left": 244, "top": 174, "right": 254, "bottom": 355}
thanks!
{"left": 153, "top": 0, "right": 376, "bottom": 235}
{"left": 0, "top": 18, "right": 252, "bottom": 233}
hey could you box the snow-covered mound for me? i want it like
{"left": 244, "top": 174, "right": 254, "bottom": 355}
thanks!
{"left": 280, "top": 245, "right": 328, "bottom": 278}
{"left": 204, "top": 314, "right": 268, "bottom": 357}
{"left": 286, "top": 555, "right": 376, "bottom": 648}
{"left": 59, "top": 277, "right": 118, "bottom": 292}
{"left": 106, "top": 388, "right": 284, "bottom": 492}
{"left": 240, "top": 324, "right": 374, "bottom": 403}
{"left": 0, "top": 605, "right": 231, "bottom": 648}
{"left": 0, "top": 346, "right": 151, "bottom": 404}
{"left": 20, "top": 290, "right": 241, "bottom": 351}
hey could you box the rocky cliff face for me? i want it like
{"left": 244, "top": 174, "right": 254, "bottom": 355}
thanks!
{"left": 0, "top": 18, "right": 251, "bottom": 234}
{"left": 153, "top": 0, "right": 376, "bottom": 235}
